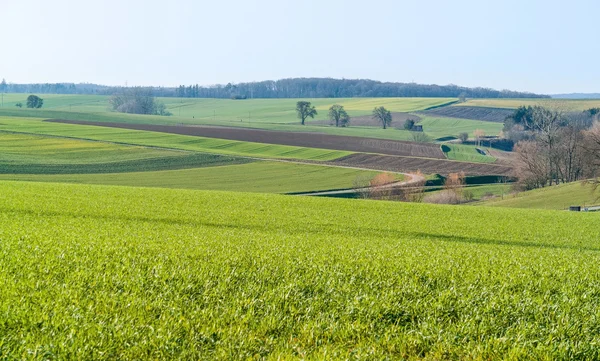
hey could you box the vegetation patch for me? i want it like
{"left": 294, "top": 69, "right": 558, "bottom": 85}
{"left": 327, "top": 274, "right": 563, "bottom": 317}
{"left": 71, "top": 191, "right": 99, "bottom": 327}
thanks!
{"left": 1, "top": 181, "right": 600, "bottom": 358}
{"left": 441, "top": 144, "right": 497, "bottom": 163}
{"left": 0, "top": 162, "right": 385, "bottom": 193}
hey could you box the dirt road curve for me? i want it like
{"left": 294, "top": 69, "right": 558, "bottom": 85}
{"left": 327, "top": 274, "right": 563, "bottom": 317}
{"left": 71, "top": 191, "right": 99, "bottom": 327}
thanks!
{"left": 46, "top": 120, "right": 446, "bottom": 159}
{"left": 298, "top": 173, "right": 427, "bottom": 197}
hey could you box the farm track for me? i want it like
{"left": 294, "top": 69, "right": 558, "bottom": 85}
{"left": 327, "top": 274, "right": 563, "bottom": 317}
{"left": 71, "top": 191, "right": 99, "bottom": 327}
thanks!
{"left": 46, "top": 119, "right": 447, "bottom": 159}
{"left": 329, "top": 153, "right": 513, "bottom": 176}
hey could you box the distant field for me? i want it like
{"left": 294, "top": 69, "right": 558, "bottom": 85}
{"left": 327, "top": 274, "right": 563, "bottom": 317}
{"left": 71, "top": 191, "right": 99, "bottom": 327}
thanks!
{"left": 457, "top": 98, "right": 600, "bottom": 111}
{"left": 331, "top": 153, "right": 511, "bottom": 176}
{"left": 0, "top": 132, "right": 183, "bottom": 164}
{"left": 482, "top": 181, "right": 600, "bottom": 210}
{"left": 48, "top": 119, "right": 448, "bottom": 159}
{"left": 418, "top": 116, "right": 503, "bottom": 139}
{"left": 2, "top": 181, "right": 600, "bottom": 358}
{"left": 0, "top": 94, "right": 455, "bottom": 123}
{"left": 420, "top": 106, "right": 514, "bottom": 122}
{"left": 0, "top": 117, "right": 349, "bottom": 161}
{"left": 0, "top": 161, "right": 387, "bottom": 193}
{"left": 0, "top": 95, "right": 504, "bottom": 143}
{"left": 442, "top": 144, "right": 497, "bottom": 163}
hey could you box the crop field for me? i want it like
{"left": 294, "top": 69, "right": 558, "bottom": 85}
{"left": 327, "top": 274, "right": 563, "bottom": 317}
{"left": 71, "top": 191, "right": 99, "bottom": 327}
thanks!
{"left": 420, "top": 106, "right": 514, "bottom": 122}
{"left": 0, "top": 117, "right": 349, "bottom": 161}
{"left": 0, "top": 162, "right": 387, "bottom": 193}
{"left": 482, "top": 181, "right": 600, "bottom": 210}
{"left": 456, "top": 98, "right": 600, "bottom": 111}
{"left": 0, "top": 132, "right": 182, "bottom": 164}
{"left": 418, "top": 116, "right": 503, "bottom": 139}
{"left": 0, "top": 94, "right": 454, "bottom": 123}
{"left": 0, "top": 131, "right": 254, "bottom": 174}
{"left": 49, "top": 119, "right": 448, "bottom": 159}
{"left": 1, "top": 181, "right": 600, "bottom": 359}
{"left": 331, "top": 153, "right": 512, "bottom": 176}
{"left": 0, "top": 96, "right": 501, "bottom": 143}
{"left": 442, "top": 144, "right": 497, "bottom": 163}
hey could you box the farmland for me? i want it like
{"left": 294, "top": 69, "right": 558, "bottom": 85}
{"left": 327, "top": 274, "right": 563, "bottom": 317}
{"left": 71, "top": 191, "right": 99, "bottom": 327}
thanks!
{"left": 47, "top": 119, "right": 449, "bottom": 159}
{"left": 0, "top": 118, "right": 349, "bottom": 161}
{"left": 482, "top": 181, "right": 600, "bottom": 210}
{"left": 456, "top": 98, "right": 600, "bottom": 111}
{"left": 0, "top": 95, "right": 505, "bottom": 144}
{"left": 331, "top": 153, "right": 512, "bottom": 176}
{"left": 0, "top": 162, "right": 388, "bottom": 193}
{"left": 1, "top": 181, "right": 600, "bottom": 359}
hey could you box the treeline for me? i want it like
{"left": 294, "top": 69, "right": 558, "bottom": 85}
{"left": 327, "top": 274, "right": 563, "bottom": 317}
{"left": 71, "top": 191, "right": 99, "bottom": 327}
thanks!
{"left": 0, "top": 78, "right": 548, "bottom": 99}
{"left": 505, "top": 106, "right": 600, "bottom": 189}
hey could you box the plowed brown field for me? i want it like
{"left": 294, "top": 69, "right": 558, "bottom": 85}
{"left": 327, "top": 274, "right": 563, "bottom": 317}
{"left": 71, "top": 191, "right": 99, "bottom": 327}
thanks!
{"left": 329, "top": 154, "right": 512, "bottom": 176}
{"left": 46, "top": 120, "right": 446, "bottom": 159}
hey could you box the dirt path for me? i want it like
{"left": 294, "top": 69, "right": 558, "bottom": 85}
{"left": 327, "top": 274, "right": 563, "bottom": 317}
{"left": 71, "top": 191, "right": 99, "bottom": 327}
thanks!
{"left": 296, "top": 173, "right": 426, "bottom": 197}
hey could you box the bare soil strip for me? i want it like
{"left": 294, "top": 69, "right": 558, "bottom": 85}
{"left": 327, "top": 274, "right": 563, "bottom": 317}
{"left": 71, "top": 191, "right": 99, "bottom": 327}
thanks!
{"left": 329, "top": 154, "right": 513, "bottom": 176}
{"left": 46, "top": 119, "right": 446, "bottom": 159}
{"left": 419, "top": 106, "right": 514, "bottom": 123}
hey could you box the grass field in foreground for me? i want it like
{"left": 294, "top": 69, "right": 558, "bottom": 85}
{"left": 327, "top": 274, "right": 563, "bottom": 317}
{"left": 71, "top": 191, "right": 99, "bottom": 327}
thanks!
{"left": 1, "top": 181, "right": 600, "bottom": 359}
{"left": 0, "top": 162, "right": 387, "bottom": 193}
{"left": 482, "top": 181, "right": 600, "bottom": 210}
{"left": 457, "top": 98, "right": 600, "bottom": 111}
{"left": 0, "top": 117, "right": 349, "bottom": 161}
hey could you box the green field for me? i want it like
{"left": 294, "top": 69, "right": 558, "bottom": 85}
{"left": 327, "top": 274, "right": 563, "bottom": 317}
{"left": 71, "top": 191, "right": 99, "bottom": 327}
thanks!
{"left": 0, "top": 95, "right": 508, "bottom": 145}
{"left": 457, "top": 98, "right": 600, "bottom": 111}
{"left": 0, "top": 95, "right": 455, "bottom": 123}
{"left": 419, "top": 116, "right": 503, "bottom": 139}
{"left": 1, "top": 181, "right": 600, "bottom": 359}
{"left": 0, "top": 117, "right": 349, "bottom": 161}
{"left": 0, "top": 162, "right": 387, "bottom": 193}
{"left": 442, "top": 144, "right": 497, "bottom": 163}
{"left": 482, "top": 181, "right": 600, "bottom": 210}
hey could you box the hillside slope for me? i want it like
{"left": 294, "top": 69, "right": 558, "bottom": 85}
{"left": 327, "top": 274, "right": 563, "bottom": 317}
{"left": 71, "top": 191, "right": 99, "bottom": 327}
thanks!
{"left": 482, "top": 181, "right": 600, "bottom": 210}
{"left": 1, "top": 181, "right": 600, "bottom": 359}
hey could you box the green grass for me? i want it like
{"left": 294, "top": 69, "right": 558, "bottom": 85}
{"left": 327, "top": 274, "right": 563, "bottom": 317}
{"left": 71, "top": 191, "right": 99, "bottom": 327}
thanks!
{"left": 0, "top": 131, "right": 252, "bottom": 174}
{"left": 0, "top": 95, "right": 455, "bottom": 124}
{"left": 0, "top": 96, "right": 512, "bottom": 143}
{"left": 0, "top": 117, "right": 349, "bottom": 161}
{"left": 0, "top": 131, "right": 184, "bottom": 164}
{"left": 418, "top": 116, "right": 503, "bottom": 139}
{"left": 456, "top": 98, "right": 600, "bottom": 111}
{"left": 441, "top": 144, "right": 497, "bottom": 163}
{"left": 463, "top": 184, "right": 512, "bottom": 199}
{"left": 2, "top": 181, "right": 600, "bottom": 358}
{"left": 482, "top": 181, "right": 600, "bottom": 210}
{"left": 0, "top": 162, "right": 388, "bottom": 193}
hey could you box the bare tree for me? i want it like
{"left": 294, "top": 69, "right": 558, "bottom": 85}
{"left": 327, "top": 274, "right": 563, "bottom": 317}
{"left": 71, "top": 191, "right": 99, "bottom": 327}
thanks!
{"left": 473, "top": 129, "right": 485, "bottom": 147}
{"left": 296, "top": 101, "right": 317, "bottom": 125}
{"left": 328, "top": 104, "right": 350, "bottom": 127}
{"left": 368, "top": 173, "right": 396, "bottom": 200}
{"left": 458, "top": 132, "right": 469, "bottom": 143}
{"left": 372, "top": 106, "right": 392, "bottom": 129}
{"left": 514, "top": 140, "right": 551, "bottom": 190}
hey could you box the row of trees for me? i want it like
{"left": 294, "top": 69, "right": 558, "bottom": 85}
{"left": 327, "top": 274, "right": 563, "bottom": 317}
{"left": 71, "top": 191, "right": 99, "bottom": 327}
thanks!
{"left": 506, "top": 106, "right": 600, "bottom": 189}
{"left": 0, "top": 78, "right": 548, "bottom": 99}
{"left": 295, "top": 101, "right": 392, "bottom": 129}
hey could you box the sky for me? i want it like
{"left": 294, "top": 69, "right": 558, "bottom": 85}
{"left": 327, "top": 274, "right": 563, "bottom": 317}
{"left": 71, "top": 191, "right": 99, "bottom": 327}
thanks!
{"left": 1, "top": 0, "right": 598, "bottom": 94}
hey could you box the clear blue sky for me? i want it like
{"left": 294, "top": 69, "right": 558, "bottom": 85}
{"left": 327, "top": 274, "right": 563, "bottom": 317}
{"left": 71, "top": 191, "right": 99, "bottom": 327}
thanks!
{"left": 2, "top": 0, "right": 598, "bottom": 94}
